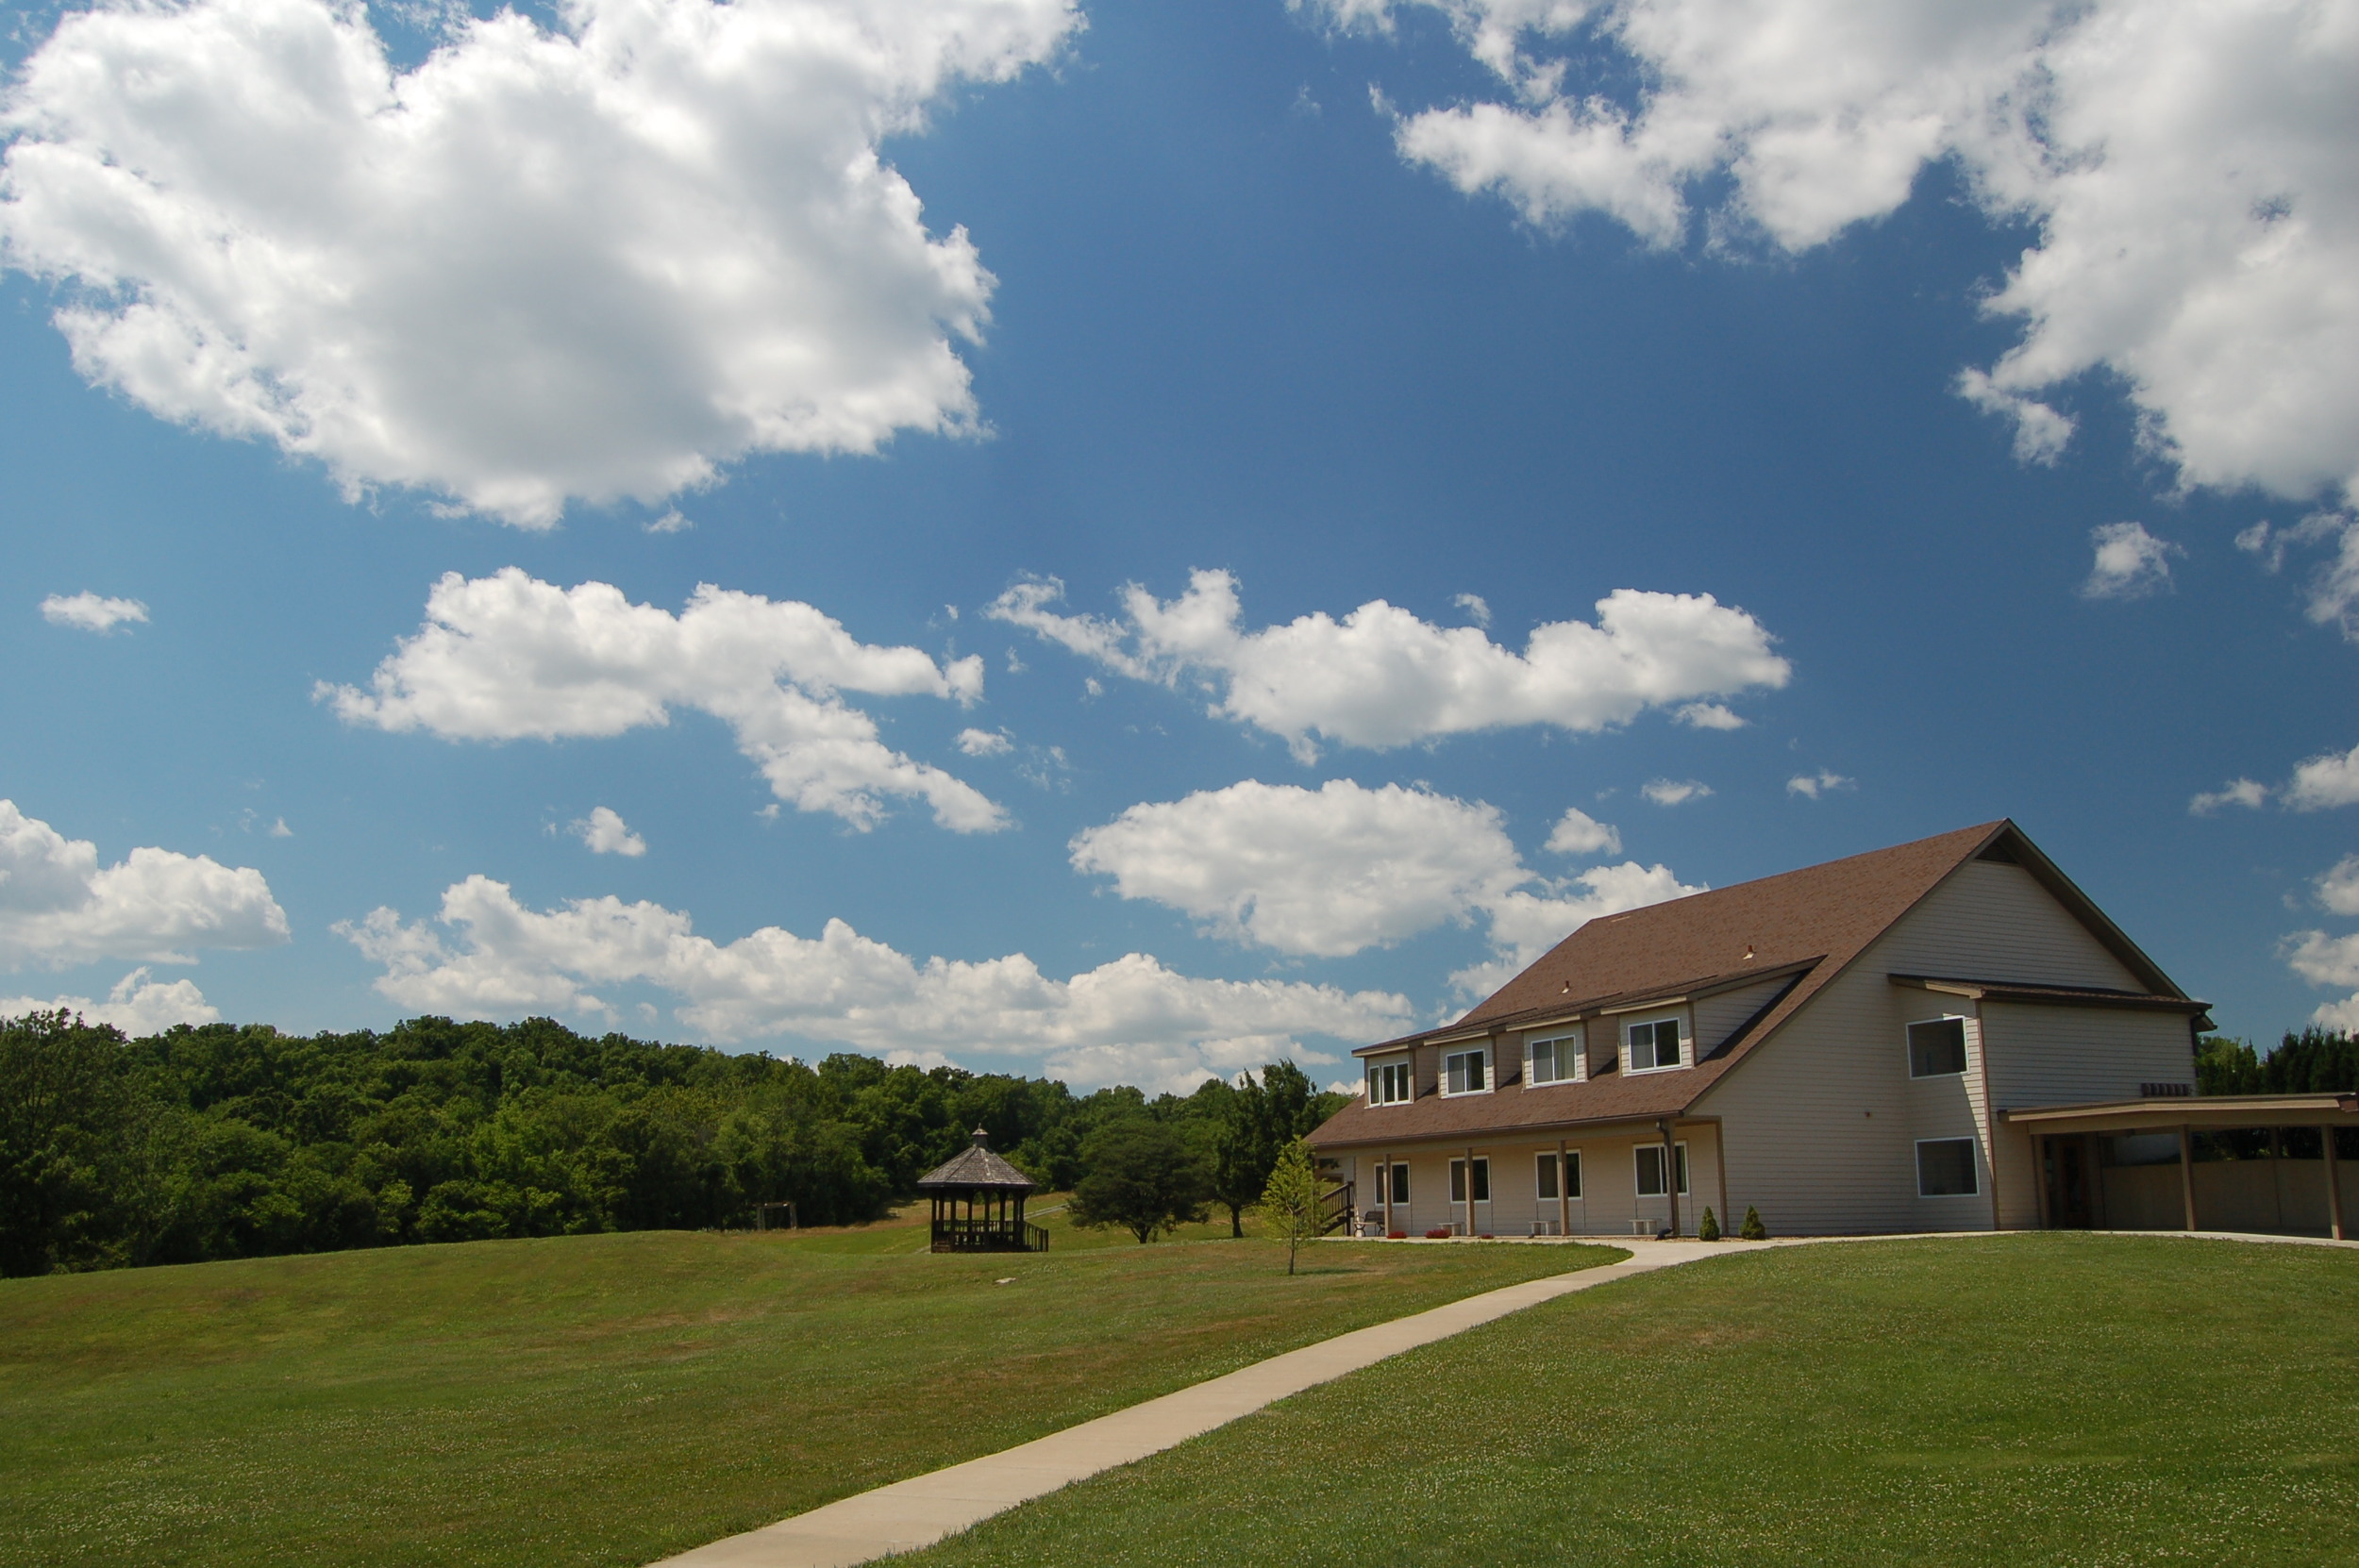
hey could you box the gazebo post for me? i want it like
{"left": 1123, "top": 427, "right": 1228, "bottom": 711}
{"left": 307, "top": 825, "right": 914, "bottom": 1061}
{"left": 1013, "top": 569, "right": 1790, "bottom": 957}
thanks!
{"left": 2326, "top": 1126, "right": 2344, "bottom": 1243}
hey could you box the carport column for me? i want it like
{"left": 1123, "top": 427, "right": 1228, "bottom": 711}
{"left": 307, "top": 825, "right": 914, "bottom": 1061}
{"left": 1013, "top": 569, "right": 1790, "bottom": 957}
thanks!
{"left": 2177, "top": 1125, "right": 2198, "bottom": 1233}
{"left": 2325, "top": 1125, "right": 2345, "bottom": 1243}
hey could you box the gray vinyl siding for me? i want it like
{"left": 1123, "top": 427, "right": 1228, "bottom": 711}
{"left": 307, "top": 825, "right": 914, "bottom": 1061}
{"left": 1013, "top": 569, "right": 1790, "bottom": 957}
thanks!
{"left": 1979, "top": 1002, "right": 2197, "bottom": 1226}
{"left": 1694, "top": 976, "right": 1797, "bottom": 1057}
{"left": 1696, "top": 859, "right": 2167, "bottom": 1235}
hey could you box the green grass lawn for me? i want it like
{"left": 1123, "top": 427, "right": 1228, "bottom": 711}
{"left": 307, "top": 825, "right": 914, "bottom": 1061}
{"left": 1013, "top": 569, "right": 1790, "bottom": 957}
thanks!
{"left": 904, "top": 1234, "right": 2359, "bottom": 1568}
{"left": 0, "top": 1215, "right": 1618, "bottom": 1568}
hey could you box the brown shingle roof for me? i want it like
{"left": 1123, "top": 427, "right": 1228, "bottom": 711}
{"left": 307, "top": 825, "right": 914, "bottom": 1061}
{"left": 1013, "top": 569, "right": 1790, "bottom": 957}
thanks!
{"left": 1308, "top": 819, "right": 2185, "bottom": 1150}
{"left": 915, "top": 1129, "right": 1037, "bottom": 1192}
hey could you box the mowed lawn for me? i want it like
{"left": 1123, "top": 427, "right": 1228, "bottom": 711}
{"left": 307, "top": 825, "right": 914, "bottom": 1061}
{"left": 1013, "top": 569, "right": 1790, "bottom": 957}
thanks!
{"left": 0, "top": 1209, "right": 1618, "bottom": 1568}
{"left": 907, "top": 1235, "right": 2359, "bottom": 1568}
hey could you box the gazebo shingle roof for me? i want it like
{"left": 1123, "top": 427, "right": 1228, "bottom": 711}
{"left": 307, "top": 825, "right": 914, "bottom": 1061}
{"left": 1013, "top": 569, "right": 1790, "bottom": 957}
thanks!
{"left": 915, "top": 1129, "right": 1037, "bottom": 1192}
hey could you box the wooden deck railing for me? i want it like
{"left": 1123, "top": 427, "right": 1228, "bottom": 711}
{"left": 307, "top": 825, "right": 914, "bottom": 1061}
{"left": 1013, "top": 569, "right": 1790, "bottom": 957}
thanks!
{"left": 1318, "top": 1180, "right": 1356, "bottom": 1236}
{"left": 930, "top": 1217, "right": 1050, "bottom": 1253}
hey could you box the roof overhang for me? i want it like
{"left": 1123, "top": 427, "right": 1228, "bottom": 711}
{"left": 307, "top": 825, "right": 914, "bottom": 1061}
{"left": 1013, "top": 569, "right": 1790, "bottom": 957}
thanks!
{"left": 2002, "top": 1094, "right": 2359, "bottom": 1135}
{"left": 1890, "top": 974, "right": 2212, "bottom": 1015}
{"left": 1309, "top": 1109, "right": 1713, "bottom": 1151}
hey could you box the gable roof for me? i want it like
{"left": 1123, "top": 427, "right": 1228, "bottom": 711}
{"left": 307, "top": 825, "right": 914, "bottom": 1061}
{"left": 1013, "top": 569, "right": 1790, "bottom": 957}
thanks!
{"left": 1307, "top": 819, "right": 2195, "bottom": 1149}
{"left": 915, "top": 1129, "right": 1037, "bottom": 1192}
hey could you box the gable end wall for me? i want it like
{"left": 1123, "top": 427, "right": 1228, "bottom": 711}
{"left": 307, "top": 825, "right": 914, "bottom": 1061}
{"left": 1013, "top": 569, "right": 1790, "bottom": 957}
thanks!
{"left": 1695, "top": 859, "right": 2187, "bottom": 1234}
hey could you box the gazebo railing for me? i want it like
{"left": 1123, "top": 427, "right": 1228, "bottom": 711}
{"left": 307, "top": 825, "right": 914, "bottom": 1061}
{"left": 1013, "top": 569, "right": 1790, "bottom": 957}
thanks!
{"left": 930, "top": 1216, "right": 1049, "bottom": 1253}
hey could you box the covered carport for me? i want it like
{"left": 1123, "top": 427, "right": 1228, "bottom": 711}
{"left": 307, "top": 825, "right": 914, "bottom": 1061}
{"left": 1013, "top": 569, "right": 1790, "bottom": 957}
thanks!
{"left": 2006, "top": 1094, "right": 2359, "bottom": 1240}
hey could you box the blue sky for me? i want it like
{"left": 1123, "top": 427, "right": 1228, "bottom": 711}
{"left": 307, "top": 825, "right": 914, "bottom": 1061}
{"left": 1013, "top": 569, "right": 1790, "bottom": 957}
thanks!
{"left": 4, "top": 0, "right": 2357, "bottom": 1089}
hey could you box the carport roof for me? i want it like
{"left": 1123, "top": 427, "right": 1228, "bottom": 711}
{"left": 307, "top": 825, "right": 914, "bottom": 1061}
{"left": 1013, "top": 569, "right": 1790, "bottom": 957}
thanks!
{"left": 2004, "top": 1094, "right": 2359, "bottom": 1135}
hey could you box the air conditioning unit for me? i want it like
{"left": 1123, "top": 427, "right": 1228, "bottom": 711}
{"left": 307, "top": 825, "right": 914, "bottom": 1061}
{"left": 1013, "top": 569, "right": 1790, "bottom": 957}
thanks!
{"left": 1529, "top": 1219, "right": 1561, "bottom": 1237}
{"left": 1632, "top": 1220, "right": 1661, "bottom": 1237}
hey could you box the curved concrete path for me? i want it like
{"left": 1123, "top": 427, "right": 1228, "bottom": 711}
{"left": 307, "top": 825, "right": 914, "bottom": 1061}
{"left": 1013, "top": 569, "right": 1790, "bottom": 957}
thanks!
{"left": 651, "top": 1238, "right": 1748, "bottom": 1568}
{"left": 650, "top": 1227, "right": 2358, "bottom": 1568}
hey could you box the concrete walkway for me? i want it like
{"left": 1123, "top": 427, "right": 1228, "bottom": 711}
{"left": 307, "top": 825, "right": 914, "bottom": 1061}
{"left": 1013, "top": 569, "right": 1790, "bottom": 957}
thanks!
{"left": 651, "top": 1238, "right": 1749, "bottom": 1568}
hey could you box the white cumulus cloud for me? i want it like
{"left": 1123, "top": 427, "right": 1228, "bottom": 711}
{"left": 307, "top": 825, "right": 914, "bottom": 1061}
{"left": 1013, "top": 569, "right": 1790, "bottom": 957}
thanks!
{"left": 0, "top": 800, "right": 288, "bottom": 968}
{"left": 1070, "top": 780, "right": 1529, "bottom": 958}
{"left": 0, "top": 968, "right": 221, "bottom": 1032}
{"left": 323, "top": 569, "right": 1001, "bottom": 832}
{"left": 1543, "top": 805, "right": 1620, "bottom": 857}
{"left": 987, "top": 570, "right": 1788, "bottom": 761}
{"left": 2287, "top": 742, "right": 2359, "bottom": 811}
{"left": 573, "top": 806, "right": 647, "bottom": 857}
{"left": 2286, "top": 926, "right": 2359, "bottom": 1030}
{"left": 2081, "top": 522, "right": 2182, "bottom": 601}
{"left": 1674, "top": 702, "right": 1746, "bottom": 730}
{"left": 1785, "top": 770, "right": 1853, "bottom": 799}
{"left": 40, "top": 592, "right": 148, "bottom": 633}
{"left": 0, "top": 0, "right": 1079, "bottom": 526}
{"left": 2316, "top": 855, "right": 2359, "bottom": 917}
{"left": 336, "top": 875, "right": 1413, "bottom": 1092}
{"left": 1328, "top": 0, "right": 2359, "bottom": 506}
{"left": 956, "top": 726, "right": 1013, "bottom": 756}
{"left": 1642, "top": 778, "right": 1710, "bottom": 806}
{"left": 1069, "top": 778, "right": 1698, "bottom": 1001}
{"left": 2190, "top": 778, "right": 2270, "bottom": 815}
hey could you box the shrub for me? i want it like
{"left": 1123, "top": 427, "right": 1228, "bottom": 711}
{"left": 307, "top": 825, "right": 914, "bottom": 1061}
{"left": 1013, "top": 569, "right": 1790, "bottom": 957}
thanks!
{"left": 1739, "top": 1204, "right": 1766, "bottom": 1241}
{"left": 1424, "top": 1227, "right": 1451, "bottom": 1240}
{"left": 1697, "top": 1206, "right": 1720, "bottom": 1242}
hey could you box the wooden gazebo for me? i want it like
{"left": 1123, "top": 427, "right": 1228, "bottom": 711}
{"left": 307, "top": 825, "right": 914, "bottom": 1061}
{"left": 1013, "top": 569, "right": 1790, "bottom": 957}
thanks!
{"left": 916, "top": 1128, "right": 1048, "bottom": 1253}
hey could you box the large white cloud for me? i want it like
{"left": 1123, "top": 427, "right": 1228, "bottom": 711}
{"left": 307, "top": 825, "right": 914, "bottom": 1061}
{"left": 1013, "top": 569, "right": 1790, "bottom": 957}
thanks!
{"left": 1068, "top": 777, "right": 1700, "bottom": 994}
{"left": 0, "top": 800, "right": 289, "bottom": 967}
{"left": 337, "top": 875, "right": 1413, "bottom": 1091}
{"left": 0, "top": 0, "right": 1079, "bottom": 526}
{"left": 1071, "top": 780, "right": 1530, "bottom": 957}
{"left": 1326, "top": 0, "right": 2359, "bottom": 505}
{"left": 325, "top": 569, "right": 1002, "bottom": 832}
{"left": 988, "top": 570, "right": 1787, "bottom": 759}
{"left": 0, "top": 968, "right": 221, "bottom": 1032}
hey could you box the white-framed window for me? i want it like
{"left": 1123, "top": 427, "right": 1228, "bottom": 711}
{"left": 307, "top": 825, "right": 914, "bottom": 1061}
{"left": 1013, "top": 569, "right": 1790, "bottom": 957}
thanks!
{"left": 1527, "top": 1029, "right": 1582, "bottom": 1086}
{"left": 1366, "top": 1058, "right": 1414, "bottom": 1105}
{"left": 1536, "top": 1151, "right": 1583, "bottom": 1201}
{"left": 1442, "top": 1047, "right": 1491, "bottom": 1095}
{"left": 1916, "top": 1137, "right": 1980, "bottom": 1197}
{"left": 1906, "top": 1016, "right": 1968, "bottom": 1078}
{"left": 1385, "top": 1162, "right": 1410, "bottom": 1205}
{"left": 1449, "top": 1157, "right": 1491, "bottom": 1203}
{"left": 1625, "top": 1015, "right": 1686, "bottom": 1073}
{"left": 1635, "top": 1142, "right": 1689, "bottom": 1197}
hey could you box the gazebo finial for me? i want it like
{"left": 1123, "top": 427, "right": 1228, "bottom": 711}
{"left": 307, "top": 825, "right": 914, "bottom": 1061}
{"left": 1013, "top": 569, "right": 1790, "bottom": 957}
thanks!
{"left": 972, "top": 1126, "right": 990, "bottom": 1147}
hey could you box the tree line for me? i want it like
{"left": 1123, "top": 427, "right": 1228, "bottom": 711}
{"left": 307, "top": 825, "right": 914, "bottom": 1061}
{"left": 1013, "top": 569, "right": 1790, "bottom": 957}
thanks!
{"left": 0, "top": 1009, "right": 1343, "bottom": 1278}
{"left": 2195, "top": 1028, "right": 2359, "bottom": 1096}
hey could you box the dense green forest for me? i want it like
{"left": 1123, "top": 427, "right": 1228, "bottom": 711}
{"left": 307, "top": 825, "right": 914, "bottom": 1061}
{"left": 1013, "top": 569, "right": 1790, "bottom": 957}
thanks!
{"left": 2196, "top": 1028, "right": 2359, "bottom": 1096}
{"left": 0, "top": 1009, "right": 1342, "bottom": 1278}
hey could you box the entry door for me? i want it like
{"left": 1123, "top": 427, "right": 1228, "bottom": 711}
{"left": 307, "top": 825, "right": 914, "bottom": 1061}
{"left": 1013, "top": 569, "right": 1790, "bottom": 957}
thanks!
{"left": 2044, "top": 1136, "right": 2093, "bottom": 1227}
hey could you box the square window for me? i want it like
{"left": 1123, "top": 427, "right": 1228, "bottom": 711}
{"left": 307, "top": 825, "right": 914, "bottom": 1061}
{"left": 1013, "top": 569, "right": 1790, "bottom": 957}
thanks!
{"left": 1444, "top": 1048, "right": 1489, "bottom": 1095}
{"left": 1628, "top": 1018, "right": 1684, "bottom": 1071}
{"left": 1634, "top": 1143, "right": 1689, "bottom": 1196}
{"left": 1366, "top": 1059, "right": 1413, "bottom": 1105}
{"left": 1529, "top": 1032, "right": 1581, "bottom": 1085}
{"left": 1916, "top": 1137, "right": 1979, "bottom": 1196}
{"left": 1908, "top": 1017, "right": 1967, "bottom": 1077}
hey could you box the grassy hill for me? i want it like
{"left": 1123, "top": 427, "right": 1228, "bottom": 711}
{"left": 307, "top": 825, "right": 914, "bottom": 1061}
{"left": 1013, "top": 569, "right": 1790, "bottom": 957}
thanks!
{"left": 904, "top": 1234, "right": 2359, "bottom": 1567}
{"left": 0, "top": 1209, "right": 1615, "bottom": 1567}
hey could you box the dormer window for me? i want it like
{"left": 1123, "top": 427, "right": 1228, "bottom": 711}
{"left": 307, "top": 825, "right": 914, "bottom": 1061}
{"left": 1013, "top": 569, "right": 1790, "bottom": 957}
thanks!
{"left": 1442, "top": 1047, "right": 1491, "bottom": 1095}
{"left": 1625, "top": 1016, "right": 1686, "bottom": 1073}
{"left": 1527, "top": 1029, "right": 1582, "bottom": 1086}
{"left": 1366, "top": 1058, "right": 1413, "bottom": 1105}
